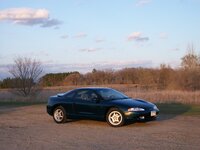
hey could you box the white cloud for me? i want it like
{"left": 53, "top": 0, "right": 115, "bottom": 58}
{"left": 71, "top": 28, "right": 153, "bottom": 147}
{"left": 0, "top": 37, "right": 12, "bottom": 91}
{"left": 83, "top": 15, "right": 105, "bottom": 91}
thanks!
{"left": 0, "top": 8, "right": 48, "bottom": 20}
{"left": 159, "top": 32, "right": 168, "bottom": 39}
{"left": 43, "top": 60, "right": 153, "bottom": 74}
{"left": 95, "top": 37, "right": 105, "bottom": 43}
{"left": 79, "top": 47, "right": 102, "bottom": 52}
{"left": 171, "top": 48, "right": 179, "bottom": 51}
{"left": 127, "top": 32, "right": 149, "bottom": 42}
{"left": 0, "top": 8, "right": 61, "bottom": 27}
{"left": 73, "top": 32, "right": 87, "bottom": 38}
{"left": 135, "top": 37, "right": 149, "bottom": 41}
{"left": 128, "top": 32, "right": 141, "bottom": 40}
{"left": 60, "top": 35, "right": 68, "bottom": 39}
{"left": 136, "top": 0, "right": 151, "bottom": 6}
{"left": 95, "top": 60, "right": 153, "bottom": 69}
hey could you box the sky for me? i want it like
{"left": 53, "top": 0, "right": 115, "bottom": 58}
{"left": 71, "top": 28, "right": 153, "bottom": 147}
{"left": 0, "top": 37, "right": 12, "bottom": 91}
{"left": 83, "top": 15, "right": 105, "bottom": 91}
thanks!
{"left": 0, "top": 0, "right": 200, "bottom": 79}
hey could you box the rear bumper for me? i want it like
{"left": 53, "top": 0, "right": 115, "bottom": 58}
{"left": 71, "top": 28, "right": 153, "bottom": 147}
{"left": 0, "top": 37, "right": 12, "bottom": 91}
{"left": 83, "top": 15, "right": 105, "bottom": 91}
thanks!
{"left": 124, "top": 109, "right": 159, "bottom": 120}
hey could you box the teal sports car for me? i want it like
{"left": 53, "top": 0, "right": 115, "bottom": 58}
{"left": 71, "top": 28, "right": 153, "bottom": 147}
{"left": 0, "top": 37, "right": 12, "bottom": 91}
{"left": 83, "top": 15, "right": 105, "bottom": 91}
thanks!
{"left": 47, "top": 87, "right": 159, "bottom": 127}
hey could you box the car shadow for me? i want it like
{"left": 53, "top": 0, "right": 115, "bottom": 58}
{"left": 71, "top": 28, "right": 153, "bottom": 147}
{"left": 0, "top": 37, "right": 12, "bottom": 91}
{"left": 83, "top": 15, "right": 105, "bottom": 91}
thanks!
{"left": 64, "top": 117, "right": 107, "bottom": 127}
{"left": 124, "top": 103, "right": 192, "bottom": 127}
{"left": 155, "top": 103, "right": 191, "bottom": 121}
{"left": 66, "top": 118, "right": 81, "bottom": 123}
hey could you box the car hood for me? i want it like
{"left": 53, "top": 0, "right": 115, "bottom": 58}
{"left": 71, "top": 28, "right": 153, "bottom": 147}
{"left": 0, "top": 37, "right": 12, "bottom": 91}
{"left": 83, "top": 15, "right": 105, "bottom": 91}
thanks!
{"left": 108, "top": 98, "right": 155, "bottom": 109}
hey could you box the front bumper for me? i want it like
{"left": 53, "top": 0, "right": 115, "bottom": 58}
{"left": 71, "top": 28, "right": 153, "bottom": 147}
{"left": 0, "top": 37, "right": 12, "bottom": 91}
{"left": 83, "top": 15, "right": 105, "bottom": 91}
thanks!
{"left": 124, "top": 109, "right": 159, "bottom": 120}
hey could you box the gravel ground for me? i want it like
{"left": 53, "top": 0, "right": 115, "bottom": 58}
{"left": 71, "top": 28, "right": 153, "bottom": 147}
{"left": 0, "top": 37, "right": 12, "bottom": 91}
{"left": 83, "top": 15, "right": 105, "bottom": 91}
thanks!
{"left": 0, "top": 105, "right": 200, "bottom": 150}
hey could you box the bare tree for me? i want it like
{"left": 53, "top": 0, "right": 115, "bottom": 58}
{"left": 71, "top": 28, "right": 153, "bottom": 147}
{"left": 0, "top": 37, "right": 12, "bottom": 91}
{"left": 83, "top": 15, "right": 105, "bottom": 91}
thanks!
{"left": 9, "top": 57, "right": 43, "bottom": 96}
{"left": 181, "top": 44, "right": 200, "bottom": 90}
{"left": 181, "top": 44, "right": 200, "bottom": 69}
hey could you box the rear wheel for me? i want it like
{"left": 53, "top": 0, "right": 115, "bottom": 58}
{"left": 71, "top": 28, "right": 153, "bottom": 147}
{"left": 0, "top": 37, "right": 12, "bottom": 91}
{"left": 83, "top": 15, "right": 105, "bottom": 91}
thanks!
{"left": 106, "top": 108, "right": 125, "bottom": 127}
{"left": 53, "top": 106, "right": 67, "bottom": 123}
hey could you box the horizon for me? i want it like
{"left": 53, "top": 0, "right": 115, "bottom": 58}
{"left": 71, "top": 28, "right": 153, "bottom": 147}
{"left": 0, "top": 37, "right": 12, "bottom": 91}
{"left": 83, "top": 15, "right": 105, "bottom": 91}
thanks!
{"left": 0, "top": 60, "right": 183, "bottom": 80}
{"left": 1, "top": 0, "right": 200, "bottom": 79}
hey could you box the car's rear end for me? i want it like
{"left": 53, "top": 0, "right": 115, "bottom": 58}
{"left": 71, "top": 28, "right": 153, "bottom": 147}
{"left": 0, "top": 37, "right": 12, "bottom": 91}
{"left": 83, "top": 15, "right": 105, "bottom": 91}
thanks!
{"left": 47, "top": 95, "right": 60, "bottom": 116}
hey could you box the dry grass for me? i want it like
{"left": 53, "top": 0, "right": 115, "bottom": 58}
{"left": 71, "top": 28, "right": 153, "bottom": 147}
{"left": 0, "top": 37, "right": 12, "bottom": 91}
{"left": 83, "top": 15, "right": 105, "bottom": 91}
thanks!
{"left": 0, "top": 84, "right": 200, "bottom": 104}
{"left": 126, "top": 90, "right": 200, "bottom": 104}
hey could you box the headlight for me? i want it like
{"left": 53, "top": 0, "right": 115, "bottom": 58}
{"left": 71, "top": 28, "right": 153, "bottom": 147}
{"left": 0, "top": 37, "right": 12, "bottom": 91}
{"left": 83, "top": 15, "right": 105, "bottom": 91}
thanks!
{"left": 153, "top": 105, "right": 158, "bottom": 110}
{"left": 128, "top": 107, "right": 145, "bottom": 112}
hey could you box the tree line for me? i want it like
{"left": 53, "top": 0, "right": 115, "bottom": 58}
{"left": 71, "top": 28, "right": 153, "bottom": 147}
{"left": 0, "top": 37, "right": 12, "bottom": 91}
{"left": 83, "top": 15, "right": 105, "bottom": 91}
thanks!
{"left": 40, "top": 72, "right": 79, "bottom": 87}
{"left": 32, "top": 48, "right": 200, "bottom": 91}
{"left": 40, "top": 63, "right": 199, "bottom": 91}
{"left": 0, "top": 47, "right": 199, "bottom": 97}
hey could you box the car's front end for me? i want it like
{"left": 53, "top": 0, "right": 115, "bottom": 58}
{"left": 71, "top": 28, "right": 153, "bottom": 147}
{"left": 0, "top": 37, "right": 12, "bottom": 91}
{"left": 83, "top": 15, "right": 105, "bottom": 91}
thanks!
{"left": 124, "top": 104, "right": 159, "bottom": 120}
{"left": 110, "top": 98, "right": 159, "bottom": 121}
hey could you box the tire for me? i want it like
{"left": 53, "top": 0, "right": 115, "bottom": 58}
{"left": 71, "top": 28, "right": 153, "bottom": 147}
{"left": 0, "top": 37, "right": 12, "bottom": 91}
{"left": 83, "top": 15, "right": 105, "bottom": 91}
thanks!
{"left": 53, "top": 106, "right": 67, "bottom": 123}
{"left": 106, "top": 108, "right": 125, "bottom": 127}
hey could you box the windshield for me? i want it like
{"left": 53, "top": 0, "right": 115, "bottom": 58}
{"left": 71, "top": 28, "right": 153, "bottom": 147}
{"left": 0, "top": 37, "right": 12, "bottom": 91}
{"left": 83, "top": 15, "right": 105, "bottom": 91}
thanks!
{"left": 96, "top": 88, "right": 129, "bottom": 100}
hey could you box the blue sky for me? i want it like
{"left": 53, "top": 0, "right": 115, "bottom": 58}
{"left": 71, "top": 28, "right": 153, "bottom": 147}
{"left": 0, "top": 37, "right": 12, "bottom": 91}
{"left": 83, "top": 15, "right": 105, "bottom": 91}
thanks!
{"left": 0, "top": 0, "right": 200, "bottom": 79}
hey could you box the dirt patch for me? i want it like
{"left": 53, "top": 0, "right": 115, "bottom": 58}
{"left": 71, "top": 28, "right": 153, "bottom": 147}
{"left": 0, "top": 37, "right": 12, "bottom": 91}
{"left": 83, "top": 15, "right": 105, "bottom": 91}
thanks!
{"left": 0, "top": 105, "right": 200, "bottom": 150}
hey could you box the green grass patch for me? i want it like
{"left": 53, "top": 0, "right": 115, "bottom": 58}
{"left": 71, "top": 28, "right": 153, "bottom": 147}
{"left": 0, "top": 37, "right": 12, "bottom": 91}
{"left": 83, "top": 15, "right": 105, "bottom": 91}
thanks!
{"left": 0, "top": 101, "right": 46, "bottom": 107}
{"left": 157, "top": 103, "right": 200, "bottom": 116}
{"left": 183, "top": 105, "right": 200, "bottom": 115}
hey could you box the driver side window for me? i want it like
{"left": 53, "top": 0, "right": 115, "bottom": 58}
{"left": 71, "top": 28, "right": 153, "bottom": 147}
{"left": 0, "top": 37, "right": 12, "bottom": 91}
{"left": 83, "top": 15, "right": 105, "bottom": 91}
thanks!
{"left": 75, "top": 90, "right": 98, "bottom": 102}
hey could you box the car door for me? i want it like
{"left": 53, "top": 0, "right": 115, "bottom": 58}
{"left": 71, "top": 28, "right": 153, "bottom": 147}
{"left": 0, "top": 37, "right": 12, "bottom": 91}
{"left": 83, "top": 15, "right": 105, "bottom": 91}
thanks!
{"left": 73, "top": 89, "right": 100, "bottom": 117}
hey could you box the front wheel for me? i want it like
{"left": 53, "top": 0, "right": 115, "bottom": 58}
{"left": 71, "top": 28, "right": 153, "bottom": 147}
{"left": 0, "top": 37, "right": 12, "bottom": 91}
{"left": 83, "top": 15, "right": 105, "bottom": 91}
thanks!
{"left": 53, "top": 106, "right": 67, "bottom": 123}
{"left": 106, "top": 108, "right": 125, "bottom": 127}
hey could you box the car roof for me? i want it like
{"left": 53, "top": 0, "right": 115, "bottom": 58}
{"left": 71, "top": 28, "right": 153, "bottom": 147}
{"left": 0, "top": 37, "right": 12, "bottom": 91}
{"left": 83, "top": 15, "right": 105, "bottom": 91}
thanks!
{"left": 74, "top": 87, "right": 112, "bottom": 91}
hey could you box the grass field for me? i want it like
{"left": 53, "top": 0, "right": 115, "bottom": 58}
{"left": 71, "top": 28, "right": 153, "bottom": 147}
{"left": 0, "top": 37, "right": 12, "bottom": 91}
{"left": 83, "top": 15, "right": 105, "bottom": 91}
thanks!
{"left": 0, "top": 101, "right": 45, "bottom": 107}
{"left": 0, "top": 84, "right": 200, "bottom": 104}
{"left": 0, "top": 84, "right": 200, "bottom": 116}
{"left": 156, "top": 103, "right": 200, "bottom": 116}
